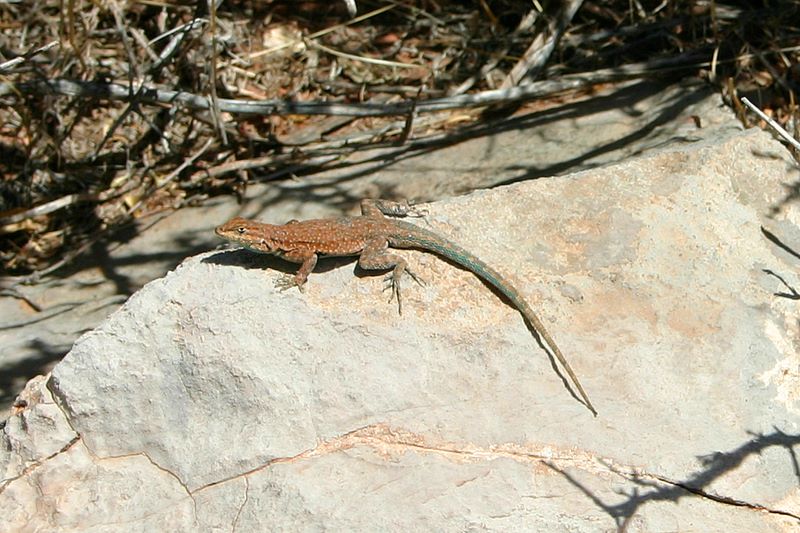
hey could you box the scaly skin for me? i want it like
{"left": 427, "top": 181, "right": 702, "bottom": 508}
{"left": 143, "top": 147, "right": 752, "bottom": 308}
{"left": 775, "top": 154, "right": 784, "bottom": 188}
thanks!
{"left": 216, "top": 199, "right": 596, "bottom": 415}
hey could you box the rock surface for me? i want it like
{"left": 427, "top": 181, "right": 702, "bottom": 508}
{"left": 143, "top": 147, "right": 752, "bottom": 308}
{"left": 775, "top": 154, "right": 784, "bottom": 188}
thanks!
{"left": 2, "top": 126, "right": 800, "bottom": 530}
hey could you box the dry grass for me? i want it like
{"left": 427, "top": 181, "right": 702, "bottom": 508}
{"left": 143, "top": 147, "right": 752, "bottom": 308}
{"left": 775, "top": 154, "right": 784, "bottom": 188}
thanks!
{"left": 0, "top": 0, "right": 798, "bottom": 278}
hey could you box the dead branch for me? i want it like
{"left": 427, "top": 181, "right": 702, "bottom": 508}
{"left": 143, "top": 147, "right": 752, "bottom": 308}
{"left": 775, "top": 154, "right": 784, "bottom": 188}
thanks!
{"left": 1, "top": 52, "right": 708, "bottom": 118}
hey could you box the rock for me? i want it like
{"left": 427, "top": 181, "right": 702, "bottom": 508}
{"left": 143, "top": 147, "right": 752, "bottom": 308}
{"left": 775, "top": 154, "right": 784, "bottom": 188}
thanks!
{"left": 0, "top": 80, "right": 741, "bottom": 419}
{"left": 2, "top": 126, "right": 799, "bottom": 531}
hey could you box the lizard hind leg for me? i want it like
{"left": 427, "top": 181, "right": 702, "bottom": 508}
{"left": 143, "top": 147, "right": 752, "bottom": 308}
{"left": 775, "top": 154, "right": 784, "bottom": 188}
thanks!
{"left": 358, "top": 238, "right": 424, "bottom": 315}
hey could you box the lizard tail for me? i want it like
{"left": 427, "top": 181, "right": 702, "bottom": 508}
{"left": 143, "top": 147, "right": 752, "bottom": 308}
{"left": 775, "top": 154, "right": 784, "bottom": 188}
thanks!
{"left": 390, "top": 221, "right": 597, "bottom": 416}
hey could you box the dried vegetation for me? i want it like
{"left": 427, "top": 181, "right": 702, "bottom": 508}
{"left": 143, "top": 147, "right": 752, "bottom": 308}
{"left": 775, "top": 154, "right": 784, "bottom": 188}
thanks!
{"left": 0, "top": 0, "right": 798, "bottom": 278}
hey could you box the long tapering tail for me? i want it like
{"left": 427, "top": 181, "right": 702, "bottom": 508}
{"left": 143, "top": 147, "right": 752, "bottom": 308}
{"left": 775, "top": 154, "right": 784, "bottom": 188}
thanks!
{"left": 390, "top": 220, "right": 596, "bottom": 415}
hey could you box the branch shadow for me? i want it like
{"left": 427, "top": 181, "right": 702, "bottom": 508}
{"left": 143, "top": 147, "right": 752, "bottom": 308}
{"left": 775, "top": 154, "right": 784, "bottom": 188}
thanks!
{"left": 549, "top": 428, "right": 800, "bottom": 529}
{"left": 0, "top": 338, "right": 73, "bottom": 413}
{"left": 251, "top": 79, "right": 717, "bottom": 210}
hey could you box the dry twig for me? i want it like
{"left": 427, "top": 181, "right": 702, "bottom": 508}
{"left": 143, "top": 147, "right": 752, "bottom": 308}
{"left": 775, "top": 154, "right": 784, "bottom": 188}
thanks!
{"left": 741, "top": 97, "right": 800, "bottom": 151}
{"left": 502, "top": 0, "right": 584, "bottom": 88}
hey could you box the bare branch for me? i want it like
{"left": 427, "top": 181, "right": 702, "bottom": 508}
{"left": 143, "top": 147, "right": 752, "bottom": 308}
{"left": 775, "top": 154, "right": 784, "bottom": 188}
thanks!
{"left": 0, "top": 52, "right": 708, "bottom": 118}
{"left": 740, "top": 97, "right": 800, "bottom": 151}
{"left": 0, "top": 41, "right": 58, "bottom": 73}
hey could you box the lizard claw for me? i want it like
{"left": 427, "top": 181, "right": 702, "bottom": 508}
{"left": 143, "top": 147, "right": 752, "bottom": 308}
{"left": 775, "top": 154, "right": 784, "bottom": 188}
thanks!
{"left": 397, "top": 202, "right": 428, "bottom": 218}
{"left": 371, "top": 199, "right": 428, "bottom": 219}
{"left": 406, "top": 205, "right": 428, "bottom": 218}
{"left": 405, "top": 267, "right": 425, "bottom": 287}
{"left": 382, "top": 273, "right": 403, "bottom": 315}
{"left": 275, "top": 275, "right": 304, "bottom": 292}
{"left": 396, "top": 200, "right": 428, "bottom": 218}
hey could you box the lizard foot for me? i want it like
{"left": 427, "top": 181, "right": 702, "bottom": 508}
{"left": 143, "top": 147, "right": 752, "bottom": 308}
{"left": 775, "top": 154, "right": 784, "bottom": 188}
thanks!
{"left": 381, "top": 268, "right": 423, "bottom": 315}
{"left": 402, "top": 203, "right": 428, "bottom": 218}
{"left": 275, "top": 275, "right": 304, "bottom": 293}
{"left": 369, "top": 199, "right": 428, "bottom": 219}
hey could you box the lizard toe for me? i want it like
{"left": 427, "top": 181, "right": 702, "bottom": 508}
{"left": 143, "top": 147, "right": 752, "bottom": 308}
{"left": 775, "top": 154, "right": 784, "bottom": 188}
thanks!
{"left": 405, "top": 268, "right": 426, "bottom": 287}
{"left": 275, "top": 275, "right": 302, "bottom": 292}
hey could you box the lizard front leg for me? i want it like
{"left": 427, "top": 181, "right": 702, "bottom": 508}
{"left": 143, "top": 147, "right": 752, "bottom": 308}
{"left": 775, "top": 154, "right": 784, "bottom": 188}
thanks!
{"left": 275, "top": 250, "right": 318, "bottom": 292}
{"left": 358, "top": 238, "right": 422, "bottom": 314}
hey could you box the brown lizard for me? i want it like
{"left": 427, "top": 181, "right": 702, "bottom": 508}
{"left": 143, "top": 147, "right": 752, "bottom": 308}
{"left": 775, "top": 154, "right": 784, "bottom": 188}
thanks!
{"left": 215, "top": 199, "right": 596, "bottom": 415}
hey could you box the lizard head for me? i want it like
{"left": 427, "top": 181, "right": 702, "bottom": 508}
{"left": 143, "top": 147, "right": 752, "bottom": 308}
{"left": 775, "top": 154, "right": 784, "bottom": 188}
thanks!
{"left": 215, "top": 217, "right": 278, "bottom": 253}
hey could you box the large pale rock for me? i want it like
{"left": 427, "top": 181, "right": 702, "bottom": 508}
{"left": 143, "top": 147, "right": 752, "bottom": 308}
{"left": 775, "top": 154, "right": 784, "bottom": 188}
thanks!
{"left": 0, "top": 80, "right": 741, "bottom": 420}
{"left": 2, "top": 127, "right": 799, "bottom": 531}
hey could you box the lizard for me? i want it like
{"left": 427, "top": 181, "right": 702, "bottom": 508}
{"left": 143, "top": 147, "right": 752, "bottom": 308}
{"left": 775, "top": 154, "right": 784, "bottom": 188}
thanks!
{"left": 215, "top": 199, "right": 596, "bottom": 416}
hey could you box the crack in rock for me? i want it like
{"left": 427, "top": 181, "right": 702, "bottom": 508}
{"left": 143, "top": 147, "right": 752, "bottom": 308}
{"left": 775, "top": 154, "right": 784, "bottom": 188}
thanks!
{"left": 191, "top": 422, "right": 613, "bottom": 494}
{"left": 189, "top": 422, "right": 800, "bottom": 523}
{"left": 231, "top": 475, "right": 249, "bottom": 533}
{"left": 138, "top": 450, "right": 198, "bottom": 520}
{"left": 0, "top": 436, "right": 80, "bottom": 494}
